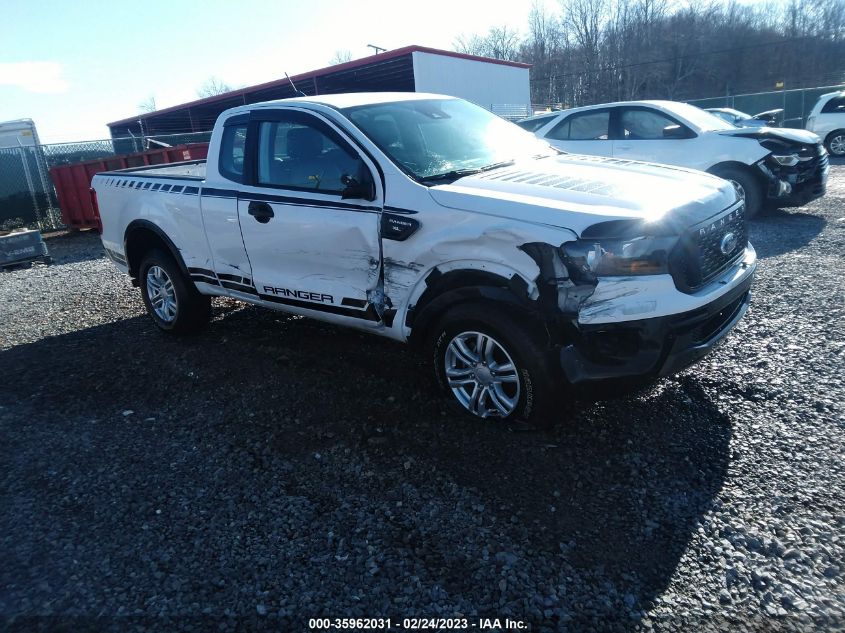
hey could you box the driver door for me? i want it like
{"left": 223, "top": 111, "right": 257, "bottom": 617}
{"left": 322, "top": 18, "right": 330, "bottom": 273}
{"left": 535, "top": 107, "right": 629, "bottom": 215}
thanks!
{"left": 542, "top": 108, "right": 613, "bottom": 157}
{"left": 237, "top": 108, "right": 383, "bottom": 324}
{"left": 612, "top": 106, "right": 698, "bottom": 169}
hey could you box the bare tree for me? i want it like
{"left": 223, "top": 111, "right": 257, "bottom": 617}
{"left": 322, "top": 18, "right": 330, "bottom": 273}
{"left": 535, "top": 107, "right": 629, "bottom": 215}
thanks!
{"left": 459, "top": 0, "right": 845, "bottom": 107}
{"left": 197, "top": 77, "right": 233, "bottom": 98}
{"left": 138, "top": 96, "right": 156, "bottom": 113}
{"left": 330, "top": 50, "right": 353, "bottom": 65}
{"left": 455, "top": 26, "right": 521, "bottom": 60}
{"left": 454, "top": 33, "right": 490, "bottom": 56}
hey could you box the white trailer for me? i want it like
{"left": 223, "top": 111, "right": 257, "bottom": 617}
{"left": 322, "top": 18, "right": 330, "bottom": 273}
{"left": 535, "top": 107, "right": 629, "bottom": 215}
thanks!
{"left": 0, "top": 119, "right": 43, "bottom": 149}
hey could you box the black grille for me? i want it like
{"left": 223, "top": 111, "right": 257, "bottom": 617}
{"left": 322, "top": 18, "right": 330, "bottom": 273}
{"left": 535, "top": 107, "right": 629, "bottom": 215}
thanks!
{"left": 670, "top": 205, "right": 748, "bottom": 293}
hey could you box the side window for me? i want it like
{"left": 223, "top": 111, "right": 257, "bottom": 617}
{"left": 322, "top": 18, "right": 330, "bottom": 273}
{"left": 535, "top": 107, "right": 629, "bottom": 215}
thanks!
{"left": 547, "top": 111, "right": 609, "bottom": 141}
{"left": 256, "top": 119, "right": 367, "bottom": 194}
{"left": 219, "top": 124, "right": 247, "bottom": 183}
{"left": 620, "top": 109, "right": 689, "bottom": 140}
{"left": 821, "top": 97, "right": 845, "bottom": 114}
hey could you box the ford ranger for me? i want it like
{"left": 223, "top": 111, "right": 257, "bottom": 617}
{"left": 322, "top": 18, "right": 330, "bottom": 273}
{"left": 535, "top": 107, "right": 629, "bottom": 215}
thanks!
{"left": 92, "top": 93, "right": 756, "bottom": 424}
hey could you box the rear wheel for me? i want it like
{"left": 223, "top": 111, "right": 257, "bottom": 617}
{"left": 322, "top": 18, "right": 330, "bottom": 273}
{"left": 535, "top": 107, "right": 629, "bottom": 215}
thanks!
{"left": 429, "top": 302, "right": 558, "bottom": 426}
{"left": 825, "top": 130, "right": 845, "bottom": 157}
{"left": 711, "top": 166, "right": 763, "bottom": 219}
{"left": 139, "top": 249, "right": 210, "bottom": 333}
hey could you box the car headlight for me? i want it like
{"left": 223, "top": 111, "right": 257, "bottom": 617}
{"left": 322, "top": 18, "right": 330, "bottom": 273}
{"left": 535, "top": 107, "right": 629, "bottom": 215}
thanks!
{"left": 560, "top": 235, "right": 678, "bottom": 282}
{"left": 771, "top": 153, "right": 799, "bottom": 167}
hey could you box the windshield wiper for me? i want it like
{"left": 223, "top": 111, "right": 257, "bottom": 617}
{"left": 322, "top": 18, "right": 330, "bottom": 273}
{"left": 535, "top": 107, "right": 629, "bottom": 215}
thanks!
{"left": 418, "top": 160, "right": 515, "bottom": 184}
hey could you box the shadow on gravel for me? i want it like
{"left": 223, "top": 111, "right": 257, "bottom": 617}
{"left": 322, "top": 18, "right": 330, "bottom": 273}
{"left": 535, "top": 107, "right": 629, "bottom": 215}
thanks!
{"left": 412, "top": 375, "right": 733, "bottom": 620}
{"left": 0, "top": 305, "right": 731, "bottom": 627}
{"left": 749, "top": 209, "right": 826, "bottom": 259}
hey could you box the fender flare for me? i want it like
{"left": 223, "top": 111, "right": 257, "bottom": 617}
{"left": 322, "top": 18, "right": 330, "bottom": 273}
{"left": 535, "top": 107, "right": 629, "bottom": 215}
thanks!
{"left": 405, "top": 269, "right": 535, "bottom": 347}
{"left": 124, "top": 219, "right": 190, "bottom": 280}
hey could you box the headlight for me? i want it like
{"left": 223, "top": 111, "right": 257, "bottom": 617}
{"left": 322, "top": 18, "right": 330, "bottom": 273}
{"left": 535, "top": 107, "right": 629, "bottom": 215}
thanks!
{"left": 560, "top": 235, "right": 678, "bottom": 282}
{"left": 771, "top": 153, "right": 799, "bottom": 167}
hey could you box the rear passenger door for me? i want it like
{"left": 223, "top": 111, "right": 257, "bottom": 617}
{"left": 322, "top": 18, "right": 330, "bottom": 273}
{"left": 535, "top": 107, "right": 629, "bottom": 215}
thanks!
{"left": 541, "top": 109, "right": 613, "bottom": 157}
{"left": 236, "top": 108, "right": 384, "bottom": 324}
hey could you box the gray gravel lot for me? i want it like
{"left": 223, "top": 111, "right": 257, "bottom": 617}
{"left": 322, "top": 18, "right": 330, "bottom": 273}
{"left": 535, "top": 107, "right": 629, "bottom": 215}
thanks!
{"left": 1, "top": 164, "right": 844, "bottom": 632}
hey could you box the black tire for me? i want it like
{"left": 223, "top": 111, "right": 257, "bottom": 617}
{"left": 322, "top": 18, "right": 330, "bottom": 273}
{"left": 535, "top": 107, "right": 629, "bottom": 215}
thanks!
{"left": 825, "top": 129, "right": 845, "bottom": 157}
{"left": 139, "top": 248, "right": 210, "bottom": 333}
{"left": 428, "top": 301, "right": 560, "bottom": 427}
{"left": 711, "top": 166, "right": 763, "bottom": 220}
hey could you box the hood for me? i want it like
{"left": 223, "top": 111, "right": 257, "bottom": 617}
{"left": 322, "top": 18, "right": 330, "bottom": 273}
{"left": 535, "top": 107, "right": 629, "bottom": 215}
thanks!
{"left": 428, "top": 153, "right": 738, "bottom": 237}
{"left": 719, "top": 126, "right": 820, "bottom": 145}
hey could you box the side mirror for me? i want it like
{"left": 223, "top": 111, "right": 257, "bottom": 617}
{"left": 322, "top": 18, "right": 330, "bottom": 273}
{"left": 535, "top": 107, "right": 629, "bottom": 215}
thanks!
{"left": 663, "top": 124, "right": 689, "bottom": 139}
{"left": 341, "top": 174, "right": 375, "bottom": 201}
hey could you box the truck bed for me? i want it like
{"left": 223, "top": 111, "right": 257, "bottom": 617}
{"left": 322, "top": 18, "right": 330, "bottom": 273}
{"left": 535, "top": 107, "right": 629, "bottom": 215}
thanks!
{"left": 108, "top": 160, "right": 206, "bottom": 180}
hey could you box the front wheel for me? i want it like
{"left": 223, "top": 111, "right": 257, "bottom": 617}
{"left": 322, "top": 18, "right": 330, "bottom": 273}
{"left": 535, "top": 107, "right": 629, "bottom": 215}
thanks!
{"left": 711, "top": 166, "right": 763, "bottom": 219}
{"left": 825, "top": 130, "right": 845, "bottom": 157}
{"left": 429, "top": 302, "right": 558, "bottom": 426}
{"left": 139, "top": 248, "right": 210, "bottom": 333}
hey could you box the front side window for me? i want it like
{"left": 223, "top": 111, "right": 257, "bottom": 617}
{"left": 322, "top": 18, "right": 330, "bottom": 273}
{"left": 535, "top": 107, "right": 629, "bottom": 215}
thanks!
{"left": 821, "top": 96, "right": 845, "bottom": 114}
{"left": 547, "top": 111, "right": 610, "bottom": 141}
{"left": 256, "top": 118, "right": 368, "bottom": 194}
{"left": 219, "top": 124, "right": 247, "bottom": 183}
{"left": 343, "top": 98, "right": 555, "bottom": 182}
{"left": 620, "top": 108, "right": 691, "bottom": 140}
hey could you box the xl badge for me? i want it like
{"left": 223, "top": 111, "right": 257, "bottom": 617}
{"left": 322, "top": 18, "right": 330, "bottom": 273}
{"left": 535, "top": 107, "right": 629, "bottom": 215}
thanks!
{"left": 720, "top": 232, "right": 738, "bottom": 255}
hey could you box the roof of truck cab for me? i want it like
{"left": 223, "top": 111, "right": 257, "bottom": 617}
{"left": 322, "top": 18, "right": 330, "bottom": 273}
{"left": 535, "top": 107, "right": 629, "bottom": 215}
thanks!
{"left": 240, "top": 92, "right": 458, "bottom": 111}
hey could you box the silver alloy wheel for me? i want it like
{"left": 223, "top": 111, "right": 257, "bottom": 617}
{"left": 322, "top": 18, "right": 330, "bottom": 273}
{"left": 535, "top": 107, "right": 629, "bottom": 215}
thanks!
{"left": 146, "top": 265, "right": 178, "bottom": 323}
{"left": 829, "top": 134, "right": 845, "bottom": 156}
{"left": 444, "top": 330, "right": 521, "bottom": 419}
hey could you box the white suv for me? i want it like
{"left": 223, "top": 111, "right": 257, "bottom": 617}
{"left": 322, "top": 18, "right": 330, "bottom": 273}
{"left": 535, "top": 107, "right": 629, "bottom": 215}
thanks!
{"left": 806, "top": 91, "right": 845, "bottom": 157}
{"left": 518, "top": 100, "right": 828, "bottom": 217}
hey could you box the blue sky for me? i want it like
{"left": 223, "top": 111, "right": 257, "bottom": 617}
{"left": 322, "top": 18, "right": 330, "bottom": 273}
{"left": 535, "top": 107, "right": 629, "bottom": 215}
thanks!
{"left": 0, "top": 0, "right": 552, "bottom": 143}
{"left": 2, "top": 0, "right": 768, "bottom": 144}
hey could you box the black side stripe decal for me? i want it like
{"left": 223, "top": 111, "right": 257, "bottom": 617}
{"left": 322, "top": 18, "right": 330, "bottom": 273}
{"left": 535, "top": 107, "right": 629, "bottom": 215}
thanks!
{"left": 217, "top": 272, "right": 253, "bottom": 285}
{"left": 108, "top": 179, "right": 199, "bottom": 194}
{"left": 191, "top": 275, "right": 220, "bottom": 286}
{"left": 258, "top": 293, "right": 380, "bottom": 321}
{"left": 341, "top": 297, "right": 367, "bottom": 308}
{"left": 188, "top": 266, "right": 378, "bottom": 321}
{"left": 201, "top": 187, "right": 379, "bottom": 213}
{"left": 220, "top": 281, "right": 258, "bottom": 295}
{"left": 188, "top": 267, "right": 216, "bottom": 277}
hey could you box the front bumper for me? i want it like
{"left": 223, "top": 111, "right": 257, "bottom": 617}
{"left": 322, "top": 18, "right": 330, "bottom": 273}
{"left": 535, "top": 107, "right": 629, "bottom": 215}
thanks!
{"left": 559, "top": 272, "right": 753, "bottom": 384}
{"left": 759, "top": 149, "right": 829, "bottom": 207}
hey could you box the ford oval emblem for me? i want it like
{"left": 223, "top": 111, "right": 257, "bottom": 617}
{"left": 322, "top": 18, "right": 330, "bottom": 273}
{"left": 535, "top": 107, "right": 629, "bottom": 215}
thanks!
{"left": 720, "top": 232, "right": 738, "bottom": 255}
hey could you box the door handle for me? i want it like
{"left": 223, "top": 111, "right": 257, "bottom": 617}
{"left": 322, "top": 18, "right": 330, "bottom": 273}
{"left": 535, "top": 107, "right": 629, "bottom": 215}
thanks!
{"left": 248, "top": 201, "right": 274, "bottom": 223}
{"left": 616, "top": 144, "right": 632, "bottom": 150}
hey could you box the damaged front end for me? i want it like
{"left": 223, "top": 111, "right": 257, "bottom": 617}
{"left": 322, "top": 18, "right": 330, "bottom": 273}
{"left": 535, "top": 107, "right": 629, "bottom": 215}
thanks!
{"left": 521, "top": 218, "right": 679, "bottom": 322}
{"left": 738, "top": 131, "right": 829, "bottom": 207}
{"left": 522, "top": 209, "right": 755, "bottom": 385}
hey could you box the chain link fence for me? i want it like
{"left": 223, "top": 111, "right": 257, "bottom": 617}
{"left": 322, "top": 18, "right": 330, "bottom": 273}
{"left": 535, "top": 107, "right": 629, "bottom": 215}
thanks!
{"left": 687, "top": 84, "right": 845, "bottom": 129}
{"left": 0, "top": 132, "right": 212, "bottom": 232}
{"left": 0, "top": 146, "right": 60, "bottom": 232}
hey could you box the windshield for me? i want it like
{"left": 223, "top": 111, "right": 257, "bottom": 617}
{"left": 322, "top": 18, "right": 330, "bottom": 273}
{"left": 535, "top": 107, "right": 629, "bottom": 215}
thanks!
{"left": 342, "top": 98, "right": 557, "bottom": 182}
{"left": 674, "top": 103, "right": 737, "bottom": 132}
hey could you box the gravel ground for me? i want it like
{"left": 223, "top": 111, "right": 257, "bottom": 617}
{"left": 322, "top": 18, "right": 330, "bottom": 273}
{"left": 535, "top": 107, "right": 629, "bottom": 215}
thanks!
{"left": 1, "top": 164, "right": 843, "bottom": 632}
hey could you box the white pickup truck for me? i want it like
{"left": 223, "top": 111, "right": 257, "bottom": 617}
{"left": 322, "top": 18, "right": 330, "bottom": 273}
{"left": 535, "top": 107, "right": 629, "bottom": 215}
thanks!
{"left": 93, "top": 93, "right": 756, "bottom": 424}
